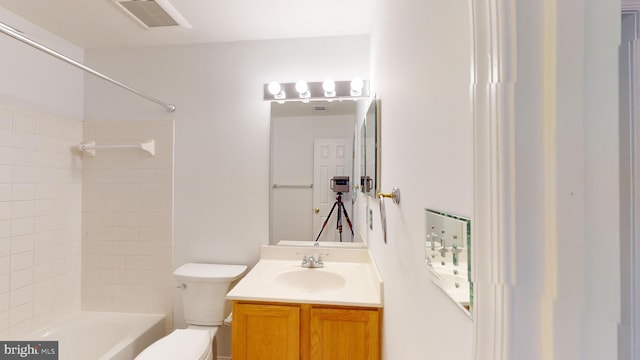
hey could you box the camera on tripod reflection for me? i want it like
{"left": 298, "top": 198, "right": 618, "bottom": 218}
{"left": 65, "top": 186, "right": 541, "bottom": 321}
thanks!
{"left": 330, "top": 176, "right": 350, "bottom": 193}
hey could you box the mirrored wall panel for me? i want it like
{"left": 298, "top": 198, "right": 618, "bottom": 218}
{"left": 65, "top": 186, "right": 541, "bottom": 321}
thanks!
{"left": 425, "top": 209, "right": 473, "bottom": 317}
{"left": 361, "top": 98, "right": 380, "bottom": 197}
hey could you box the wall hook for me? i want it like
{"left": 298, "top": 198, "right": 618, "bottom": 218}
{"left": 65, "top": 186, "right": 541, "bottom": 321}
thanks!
{"left": 377, "top": 187, "right": 401, "bottom": 244}
{"left": 377, "top": 187, "right": 401, "bottom": 205}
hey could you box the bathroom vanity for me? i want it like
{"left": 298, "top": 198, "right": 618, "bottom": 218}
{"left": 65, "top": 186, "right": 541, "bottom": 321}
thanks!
{"left": 226, "top": 246, "right": 383, "bottom": 360}
{"left": 232, "top": 301, "right": 380, "bottom": 360}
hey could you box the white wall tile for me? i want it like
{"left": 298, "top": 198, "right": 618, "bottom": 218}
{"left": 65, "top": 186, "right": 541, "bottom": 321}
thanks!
{"left": 82, "top": 120, "right": 173, "bottom": 317}
{"left": 11, "top": 235, "right": 34, "bottom": 254}
{"left": 0, "top": 239, "right": 9, "bottom": 258}
{"left": 11, "top": 185, "right": 34, "bottom": 201}
{"left": 0, "top": 220, "right": 9, "bottom": 239}
{"left": 0, "top": 165, "right": 10, "bottom": 183}
{"left": 13, "top": 116, "right": 35, "bottom": 134}
{"left": 10, "top": 268, "right": 33, "bottom": 290}
{"left": 0, "top": 292, "right": 9, "bottom": 313}
{"left": 13, "top": 132, "right": 36, "bottom": 150}
{"left": 0, "top": 111, "right": 12, "bottom": 130}
{"left": 9, "top": 302, "right": 32, "bottom": 326}
{"left": 11, "top": 201, "right": 35, "bottom": 219}
{"left": 0, "top": 262, "right": 11, "bottom": 278}
{"left": 10, "top": 285, "right": 33, "bottom": 307}
{"left": 0, "top": 185, "right": 11, "bottom": 202}
{"left": 0, "top": 105, "right": 82, "bottom": 336}
{"left": 0, "top": 129, "right": 11, "bottom": 147}
{"left": 0, "top": 148, "right": 11, "bottom": 166}
{"left": 0, "top": 204, "right": 9, "bottom": 220}
{"left": 11, "top": 252, "right": 33, "bottom": 272}
{"left": 11, "top": 218, "right": 34, "bottom": 237}
{"left": 11, "top": 149, "right": 35, "bottom": 167}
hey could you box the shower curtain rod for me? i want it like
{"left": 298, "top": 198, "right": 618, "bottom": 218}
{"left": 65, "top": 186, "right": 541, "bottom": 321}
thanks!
{"left": 0, "top": 22, "right": 176, "bottom": 113}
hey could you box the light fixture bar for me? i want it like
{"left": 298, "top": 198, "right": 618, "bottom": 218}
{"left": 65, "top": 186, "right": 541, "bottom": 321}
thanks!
{"left": 263, "top": 80, "right": 370, "bottom": 102}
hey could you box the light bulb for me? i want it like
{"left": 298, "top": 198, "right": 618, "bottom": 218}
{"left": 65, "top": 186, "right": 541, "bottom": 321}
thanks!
{"left": 295, "top": 80, "right": 308, "bottom": 93}
{"left": 323, "top": 79, "right": 336, "bottom": 97}
{"left": 268, "top": 81, "right": 281, "bottom": 95}
{"left": 350, "top": 78, "right": 363, "bottom": 96}
{"left": 295, "top": 80, "right": 310, "bottom": 98}
{"left": 268, "top": 81, "right": 286, "bottom": 100}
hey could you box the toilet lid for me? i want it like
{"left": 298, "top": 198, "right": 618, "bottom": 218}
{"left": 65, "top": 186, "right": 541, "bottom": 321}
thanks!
{"left": 134, "top": 329, "right": 211, "bottom": 360}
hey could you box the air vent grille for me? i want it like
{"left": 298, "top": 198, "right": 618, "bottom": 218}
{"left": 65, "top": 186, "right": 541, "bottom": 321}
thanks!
{"left": 116, "top": 0, "right": 191, "bottom": 29}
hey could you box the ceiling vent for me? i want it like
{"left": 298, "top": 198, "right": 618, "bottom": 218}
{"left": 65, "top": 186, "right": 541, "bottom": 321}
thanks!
{"left": 115, "top": 0, "right": 191, "bottom": 29}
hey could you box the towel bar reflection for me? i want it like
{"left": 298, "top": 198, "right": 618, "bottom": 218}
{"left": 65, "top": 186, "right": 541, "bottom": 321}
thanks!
{"left": 78, "top": 140, "right": 155, "bottom": 157}
{"left": 272, "top": 184, "right": 313, "bottom": 189}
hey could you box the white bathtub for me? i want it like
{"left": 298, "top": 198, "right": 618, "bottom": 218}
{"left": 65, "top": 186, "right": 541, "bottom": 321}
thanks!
{"left": 27, "top": 312, "right": 166, "bottom": 360}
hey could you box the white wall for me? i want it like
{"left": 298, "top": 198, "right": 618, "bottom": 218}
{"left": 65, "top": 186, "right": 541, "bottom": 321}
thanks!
{"left": 83, "top": 35, "right": 369, "bottom": 357}
{"left": 564, "top": 0, "right": 624, "bottom": 360}
{"left": 0, "top": 7, "right": 84, "bottom": 119}
{"left": 368, "top": 1, "right": 474, "bottom": 359}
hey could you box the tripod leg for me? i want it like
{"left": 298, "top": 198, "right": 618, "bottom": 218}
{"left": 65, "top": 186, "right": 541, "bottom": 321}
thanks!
{"left": 314, "top": 201, "right": 339, "bottom": 242}
{"left": 337, "top": 203, "right": 343, "bottom": 242}
{"left": 340, "top": 203, "right": 355, "bottom": 237}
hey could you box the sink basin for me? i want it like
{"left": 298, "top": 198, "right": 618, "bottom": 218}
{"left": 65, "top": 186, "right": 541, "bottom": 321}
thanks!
{"left": 274, "top": 269, "right": 346, "bottom": 292}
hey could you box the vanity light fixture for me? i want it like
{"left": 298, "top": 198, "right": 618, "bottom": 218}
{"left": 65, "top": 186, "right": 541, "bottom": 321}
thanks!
{"left": 322, "top": 79, "right": 336, "bottom": 97}
{"left": 263, "top": 79, "right": 369, "bottom": 102}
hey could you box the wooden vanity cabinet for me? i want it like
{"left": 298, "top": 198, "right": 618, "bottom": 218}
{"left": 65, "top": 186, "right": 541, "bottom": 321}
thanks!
{"left": 232, "top": 301, "right": 382, "bottom": 360}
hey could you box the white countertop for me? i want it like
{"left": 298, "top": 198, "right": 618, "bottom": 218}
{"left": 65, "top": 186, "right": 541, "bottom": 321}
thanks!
{"left": 226, "top": 246, "right": 383, "bottom": 308}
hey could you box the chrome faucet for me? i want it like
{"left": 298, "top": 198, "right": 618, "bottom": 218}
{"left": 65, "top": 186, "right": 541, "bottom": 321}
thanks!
{"left": 301, "top": 253, "right": 328, "bottom": 268}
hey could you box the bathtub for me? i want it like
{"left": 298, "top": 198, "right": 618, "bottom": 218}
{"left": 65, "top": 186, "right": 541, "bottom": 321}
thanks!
{"left": 26, "top": 312, "right": 166, "bottom": 360}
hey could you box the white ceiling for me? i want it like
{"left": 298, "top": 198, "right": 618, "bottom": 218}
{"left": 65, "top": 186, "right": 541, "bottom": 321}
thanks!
{"left": 0, "top": 0, "right": 374, "bottom": 49}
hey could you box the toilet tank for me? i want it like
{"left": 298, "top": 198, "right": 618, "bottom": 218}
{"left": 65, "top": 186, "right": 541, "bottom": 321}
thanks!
{"left": 174, "top": 263, "right": 247, "bottom": 326}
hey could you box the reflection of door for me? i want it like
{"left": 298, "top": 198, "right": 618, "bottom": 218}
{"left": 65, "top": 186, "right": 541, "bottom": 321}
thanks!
{"left": 313, "top": 139, "right": 353, "bottom": 241}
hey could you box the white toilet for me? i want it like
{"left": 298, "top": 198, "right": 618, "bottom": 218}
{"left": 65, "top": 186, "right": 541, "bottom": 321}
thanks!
{"left": 134, "top": 263, "right": 248, "bottom": 360}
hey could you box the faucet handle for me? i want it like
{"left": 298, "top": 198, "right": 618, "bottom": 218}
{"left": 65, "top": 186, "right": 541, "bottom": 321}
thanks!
{"left": 450, "top": 244, "right": 464, "bottom": 254}
{"left": 296, "top": 252, "right": 309, "bottom": 266}
{"left": 438, "top": 243, "right": 449, "bottom": 257}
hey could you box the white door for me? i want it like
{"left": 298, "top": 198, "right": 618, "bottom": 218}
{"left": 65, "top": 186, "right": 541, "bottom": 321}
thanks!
{"left": 313, "top": 138, "right": 353, "bottom": 242}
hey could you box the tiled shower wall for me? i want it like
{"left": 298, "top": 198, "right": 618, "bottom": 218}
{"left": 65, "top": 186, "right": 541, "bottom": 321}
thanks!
{"left": 81, "top": 120, "right": 173, "bottom": 325}
{"left": 0, "top": 104, "right": 83, "bottom": 339}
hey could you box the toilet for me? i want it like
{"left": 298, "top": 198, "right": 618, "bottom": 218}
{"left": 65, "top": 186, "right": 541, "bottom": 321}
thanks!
{"left": 134, "top": 263, "right": 248, "bottom": 360}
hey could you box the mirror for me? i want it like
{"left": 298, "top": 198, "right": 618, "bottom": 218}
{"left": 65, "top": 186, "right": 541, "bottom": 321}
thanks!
{"left": 362, "top": 99, "right": 380, "bottom": 196}
{"left": 270, "top": 99, "right": 370, "bottom": 247}
{"left": 424, "top": 209, "right": 473, "bottom": 318}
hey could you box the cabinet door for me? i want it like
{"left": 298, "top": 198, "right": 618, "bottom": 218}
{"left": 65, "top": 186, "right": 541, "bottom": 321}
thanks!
{"left": 309, "top": 307, "right": 380, "bottom": 360}
{"left": 233, "top": 302, "right": 300, "bottom": 360}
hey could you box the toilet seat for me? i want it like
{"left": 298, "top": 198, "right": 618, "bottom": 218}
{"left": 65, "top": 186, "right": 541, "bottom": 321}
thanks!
{"left": 134, "top": 329, "right": 212, "bottom": 360}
